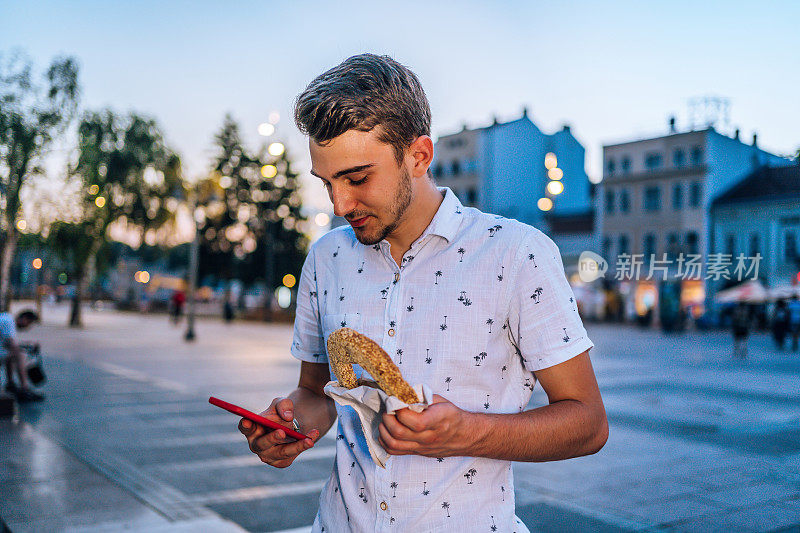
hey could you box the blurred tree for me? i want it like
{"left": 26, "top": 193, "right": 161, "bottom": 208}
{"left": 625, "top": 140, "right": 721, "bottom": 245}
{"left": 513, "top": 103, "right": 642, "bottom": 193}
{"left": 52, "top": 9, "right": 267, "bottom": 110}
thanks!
{"left": 197, "top": 114, "right": 307, "bottom": 307}
{"left": 51, "top": 109, "right": 181, "bottom": 326}
{"left": 0, "top": 51, "right": 79, "bottom": 310}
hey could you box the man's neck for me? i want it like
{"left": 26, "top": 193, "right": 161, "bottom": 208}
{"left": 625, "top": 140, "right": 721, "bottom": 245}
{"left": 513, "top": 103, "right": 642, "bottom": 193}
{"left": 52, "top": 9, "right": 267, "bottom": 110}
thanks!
{"left": 386, "top": 183, "right": 444, "bottom": 265}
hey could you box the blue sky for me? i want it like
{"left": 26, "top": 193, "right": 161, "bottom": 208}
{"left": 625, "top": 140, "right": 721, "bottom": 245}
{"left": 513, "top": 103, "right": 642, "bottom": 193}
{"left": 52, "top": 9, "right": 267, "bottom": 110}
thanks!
{"left": 2, "top": 1, "right": 798, "bottom": 210}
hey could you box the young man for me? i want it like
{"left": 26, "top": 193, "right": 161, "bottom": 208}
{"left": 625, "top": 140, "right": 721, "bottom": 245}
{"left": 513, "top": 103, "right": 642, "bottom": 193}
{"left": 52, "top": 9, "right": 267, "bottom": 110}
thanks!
{"left": 239, "top": 54, "right": 607, "bottom": 532}
{"left": 2, "top": 310, "right": 43, "bottom": 402}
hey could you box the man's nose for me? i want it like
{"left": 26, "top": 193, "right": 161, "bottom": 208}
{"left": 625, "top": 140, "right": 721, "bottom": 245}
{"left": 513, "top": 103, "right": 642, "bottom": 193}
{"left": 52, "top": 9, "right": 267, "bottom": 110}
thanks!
{"left": 331, "top": 186, "right": 357, "bottom": 218}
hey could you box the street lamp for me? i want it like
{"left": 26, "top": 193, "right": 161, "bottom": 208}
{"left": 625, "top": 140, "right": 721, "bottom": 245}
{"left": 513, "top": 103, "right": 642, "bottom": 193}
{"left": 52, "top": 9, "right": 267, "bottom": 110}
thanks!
{"left": 185, "top": 201, "right": 204, "bottom": 342}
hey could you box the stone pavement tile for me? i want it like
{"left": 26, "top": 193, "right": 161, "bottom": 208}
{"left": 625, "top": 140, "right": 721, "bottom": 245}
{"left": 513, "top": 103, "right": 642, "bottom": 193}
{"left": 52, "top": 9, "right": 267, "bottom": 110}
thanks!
{"left": 669, "top": 502, "right": 800, "bottom": 533}
{"left": 617, "top": 493, "right": 728, "bottom": 527}
{"left": 515, "top": 501, "right": 633, "bottom": 532}
{"left": 702, "top": 481, "right": 800, "bottom": 507}
{"left": 207, "top": 491, "right": 323, "bottom": 532}
{"left": 153, "top": 458, "right": 334, "bottom": 496}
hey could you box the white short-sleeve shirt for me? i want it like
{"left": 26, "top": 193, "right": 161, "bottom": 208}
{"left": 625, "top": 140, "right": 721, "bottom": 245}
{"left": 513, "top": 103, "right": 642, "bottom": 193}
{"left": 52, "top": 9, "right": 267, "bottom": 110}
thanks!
{"left": 291, "top": 187, "right": 593, "bottom": 532}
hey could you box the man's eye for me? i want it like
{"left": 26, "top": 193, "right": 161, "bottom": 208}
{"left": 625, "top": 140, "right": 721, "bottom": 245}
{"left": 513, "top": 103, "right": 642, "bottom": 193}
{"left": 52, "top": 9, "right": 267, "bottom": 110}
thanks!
{"left": 350, "top": 177, "right": 367, "bottom": 185}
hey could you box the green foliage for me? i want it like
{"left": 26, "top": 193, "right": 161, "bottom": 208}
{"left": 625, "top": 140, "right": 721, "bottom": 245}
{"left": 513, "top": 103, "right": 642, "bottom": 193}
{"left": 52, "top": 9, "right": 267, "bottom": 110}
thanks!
{"left": 196, "top": 114, "right": 307, "bottom": 288}
{"left": 0, "top": 51, "right": 79, "bottom": 222}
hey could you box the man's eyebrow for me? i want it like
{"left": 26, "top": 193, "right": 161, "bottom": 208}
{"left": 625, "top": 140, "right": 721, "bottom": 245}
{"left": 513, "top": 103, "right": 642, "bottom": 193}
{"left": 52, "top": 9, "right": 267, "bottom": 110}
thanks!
{"left": 309, "top": 164, "right": 375, "bottom": 180}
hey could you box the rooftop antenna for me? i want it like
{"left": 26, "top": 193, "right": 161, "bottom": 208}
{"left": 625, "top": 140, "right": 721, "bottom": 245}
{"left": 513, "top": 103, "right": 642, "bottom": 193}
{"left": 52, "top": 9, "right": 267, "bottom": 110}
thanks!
{"left": 687, "top": 96, "right": 731, "bottom": 132}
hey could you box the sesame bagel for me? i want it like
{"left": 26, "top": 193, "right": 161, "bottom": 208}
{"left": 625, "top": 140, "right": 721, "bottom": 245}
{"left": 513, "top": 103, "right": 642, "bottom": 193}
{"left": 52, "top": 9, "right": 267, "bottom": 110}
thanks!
{"left": 327, "top": 327, "right": 419, "bottom": 404}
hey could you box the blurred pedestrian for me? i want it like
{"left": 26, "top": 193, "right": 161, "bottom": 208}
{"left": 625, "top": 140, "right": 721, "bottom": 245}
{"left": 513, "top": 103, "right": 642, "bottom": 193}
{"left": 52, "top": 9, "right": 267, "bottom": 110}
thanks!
{"left": 170, "top": 289, "right": 186, "bottom": 324}
{"left": 2, "top": 310, "right": 44, "bottom": 402}
{"left": 771, "top": 299, "right": 790, "bottom": 350}
{"left": 731, "top": 302, "right": 750, "bottom": 359}
{"left": 223, "top": 298, "right": 234, "bottom": 323}
{"left": 788, "top": 295, "right": 800, "bottom": 352}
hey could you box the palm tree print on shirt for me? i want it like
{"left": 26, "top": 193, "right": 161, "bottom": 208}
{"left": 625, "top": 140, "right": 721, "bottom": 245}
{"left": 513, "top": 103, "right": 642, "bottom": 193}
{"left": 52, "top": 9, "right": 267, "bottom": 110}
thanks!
{"left": 396, "top": 348, "right": 403, "bottom": 364}
{"left": 497, "top": 265, "right": 504, "bottom": 282}
{"left": 333, "top": 245, "right": 340, "bottom": 258}
{"left": 357, "top": 261, "right": 364, "bottom": 273}
{"left": 486, "top": 318, "right": 494, "bottom": 333}
{"left": 358, "top": 487, "right": 367, "bottom": 503}
{"left": 484, "top": 394, "right": 490, "bottom": 410}
{"left": 425, "top": 348, "right": 431, "bottom": 364}
{"left": 501, "top": 485, "right": 505, "bottom": 501}
{"left": 339, "top": 288, "right": 345, "bottom": 301}
{"left": 457, "top": 247, "right": 465, "bottom": 262}
{"left": 488, "top": 224, "right": 502, "bottom": 237}
{"left": 474, "top": 352, "right": 487, "bottom": 366}
{"left": 422, "top": 481, "right": 430, "bottom": 495}
{"left": 528, "top": 253, "right": 537, "bottom": 267}
{"left": 531, "top": 287, "right": 543, "bottom": 303}
{"left": 440, "top": 315, "right": 447, "bottom": 331}
{"left": 434, "top": 270, "right": 442, "bottom": 284}
{"left": 458, "top": 291, "right": 472, "bottom": 306}
{"left": 445, "top": 376, "right": 452, "bottom": 391}
{"left": 464, "top": 468, "right": 477, "bottom": 484}
{"left": 562, "top": 327, "right": 570, "bottom": 343}
{"left": 380, "top": 287, "right": 388, "bottom": 300}
{"left": 373, "top": 244, "right": 381, "bottom": 252}
{"left": 501, "top": 365, "right": 507, "bottom": 379}
{"left": 442, "top": 502, "right": 451, "bottom": 517}
{"left": 491, "top": 515, "right": 498, "bottom": 531}
{"left": 390, "top": 482, "right": 398, "bottom": 497}
{"left": 406, "top": 296, "right": 414, "bottom": 312}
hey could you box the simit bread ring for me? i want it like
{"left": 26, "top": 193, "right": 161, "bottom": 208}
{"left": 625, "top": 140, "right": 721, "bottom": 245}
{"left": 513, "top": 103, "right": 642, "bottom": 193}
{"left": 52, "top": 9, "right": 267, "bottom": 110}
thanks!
{"left": 327, "top": 327, "right": 419, "bottom": 404}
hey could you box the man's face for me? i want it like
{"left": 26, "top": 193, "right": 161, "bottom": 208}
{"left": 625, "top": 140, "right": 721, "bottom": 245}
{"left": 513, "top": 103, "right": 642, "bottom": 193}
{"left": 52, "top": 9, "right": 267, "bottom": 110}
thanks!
{"left": 310, "top": 129, "right": 414, "bottom": 246}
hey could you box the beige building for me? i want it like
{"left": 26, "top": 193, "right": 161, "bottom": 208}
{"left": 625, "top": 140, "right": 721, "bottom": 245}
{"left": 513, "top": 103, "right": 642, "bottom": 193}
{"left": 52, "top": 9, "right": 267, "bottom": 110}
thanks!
{"left": 597, "top": 127, "right": 790, "bottom": 320}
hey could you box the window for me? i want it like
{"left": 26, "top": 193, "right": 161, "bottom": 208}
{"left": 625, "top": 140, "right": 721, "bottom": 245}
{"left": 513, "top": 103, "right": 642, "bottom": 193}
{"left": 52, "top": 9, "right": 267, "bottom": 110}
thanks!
{"left": 644, "top": 186, "right": 661, "bottom": 212}
{"left": 618, "top": 234, "right": 630, "bottom": 255}
{"left": 673, "top": 148, "right": 685, "bottom": 167}
{"left": 621, "top": 156, "right": 631, "bottom": 174}
{"left": 686, "top": 231, "right": 699, "bottom": 255}
{"left": 691, "top": 146, "right": 704, "bottom": 166}
{"left": 786, "top": 230, "right": 797, "bottom": 261}
{"left": 643, "top": 234, "right": 657, "bottom": 260}
{"left": 466, "top": 188, "right": 477, "bottom": 204}
{"left": 606, "top": 158, "right": 616, "bottom": 175}
{"left": 749, "top": 234, "right": 760, "bottom": 257}
{"left": 620, "top": 189, "right": 630, "bottom": 213}
{"left": 690, "top": 181, "right": 702, "bottom": 207}
{"left": 672, "top": 183, "right": 683, "bottom": 210}
{"left": 605, "top": 189, "right": 615, "bottom": 214}
{"left": 434, "top": 164, "right": 443, "bottom": 178}
{"left": 645, "top": 152, "right": 663, "bottom": 170}
{"left": 451, "top": 161, "right": 460, "bottom": 176}
{"left": 667, "top": 233, "right": 680, "bottom": 257}
{"left": 602, "top": 236, "right": 611, "bottom": 259}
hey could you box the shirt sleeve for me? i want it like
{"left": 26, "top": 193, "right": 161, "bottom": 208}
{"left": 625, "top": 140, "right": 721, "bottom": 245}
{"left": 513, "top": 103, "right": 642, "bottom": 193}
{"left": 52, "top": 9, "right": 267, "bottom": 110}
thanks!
{"left": 507, "top": 230, "right": 594, "bottom": 371}
{"left": 290, "top": 246, "right": 327, "bottom": 363}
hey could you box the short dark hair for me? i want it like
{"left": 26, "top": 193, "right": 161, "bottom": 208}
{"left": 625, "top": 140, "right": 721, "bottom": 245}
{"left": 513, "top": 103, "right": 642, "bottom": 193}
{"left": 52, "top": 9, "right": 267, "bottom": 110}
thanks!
{"left": 16, "top": 310, "right": 39, "bottom": 323}
{"left": 294, "top": 54, "right": 432, "bottom": 165}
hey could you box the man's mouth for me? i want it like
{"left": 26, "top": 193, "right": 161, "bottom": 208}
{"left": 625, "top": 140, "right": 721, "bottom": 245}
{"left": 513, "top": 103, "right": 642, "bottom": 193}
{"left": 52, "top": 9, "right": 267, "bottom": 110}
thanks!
{"left": 348, "top": 216, "right": 369, "bottom": 228}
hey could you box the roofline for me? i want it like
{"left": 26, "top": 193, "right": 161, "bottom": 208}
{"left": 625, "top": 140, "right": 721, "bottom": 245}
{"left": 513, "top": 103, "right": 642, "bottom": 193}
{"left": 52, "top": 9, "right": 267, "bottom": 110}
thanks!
{"left": 602, "top": 128, "right": 712, "bottom": 149}
{"left": 711, "top": 192, "right": 800, "bottom": 208}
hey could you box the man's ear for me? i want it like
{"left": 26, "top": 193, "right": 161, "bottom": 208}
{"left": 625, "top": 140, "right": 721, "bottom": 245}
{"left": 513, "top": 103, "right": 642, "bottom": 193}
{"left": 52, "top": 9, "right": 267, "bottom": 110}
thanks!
{"left": 408, "top": 135, "right": 434, "bottom": 179}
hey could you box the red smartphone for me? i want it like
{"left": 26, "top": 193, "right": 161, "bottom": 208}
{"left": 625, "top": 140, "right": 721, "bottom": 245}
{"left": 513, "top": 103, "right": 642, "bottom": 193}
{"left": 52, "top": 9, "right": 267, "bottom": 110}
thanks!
{"left": 209, "top": 396, "right": 310, "bottom": 441}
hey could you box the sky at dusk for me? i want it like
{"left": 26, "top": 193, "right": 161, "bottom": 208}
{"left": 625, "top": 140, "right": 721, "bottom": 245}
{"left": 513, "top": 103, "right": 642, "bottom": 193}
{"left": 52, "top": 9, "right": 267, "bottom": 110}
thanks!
{"left": 2, "top": 1, "right": 799, "bottom": 213}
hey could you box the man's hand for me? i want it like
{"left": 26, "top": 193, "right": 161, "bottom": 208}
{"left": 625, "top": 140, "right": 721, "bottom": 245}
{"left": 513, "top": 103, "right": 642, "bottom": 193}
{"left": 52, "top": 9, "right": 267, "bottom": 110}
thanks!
{"left": 238, "top": 397, "right": 320, "bottom": 468}
{"left": 378, "top": 394, "right": 473, "bottom": 457}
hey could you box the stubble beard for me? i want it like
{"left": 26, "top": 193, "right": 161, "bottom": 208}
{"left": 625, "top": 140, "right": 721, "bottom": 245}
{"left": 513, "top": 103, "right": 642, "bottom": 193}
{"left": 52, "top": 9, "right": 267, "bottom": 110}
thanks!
{"left": 353, "top": 166, "right": 413, "bottom": 246}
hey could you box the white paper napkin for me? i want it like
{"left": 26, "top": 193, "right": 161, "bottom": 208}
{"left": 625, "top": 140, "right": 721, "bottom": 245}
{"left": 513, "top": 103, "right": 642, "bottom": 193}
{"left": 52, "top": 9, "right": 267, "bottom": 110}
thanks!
{"left": 323, "top": 380, "right": 434, "bottom": 468}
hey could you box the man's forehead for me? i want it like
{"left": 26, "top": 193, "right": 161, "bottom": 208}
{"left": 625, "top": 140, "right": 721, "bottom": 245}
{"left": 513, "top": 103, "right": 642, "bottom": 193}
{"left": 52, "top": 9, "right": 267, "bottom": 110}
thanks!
{"left": 309, "top": 129, "right": 392, "bottom": 177}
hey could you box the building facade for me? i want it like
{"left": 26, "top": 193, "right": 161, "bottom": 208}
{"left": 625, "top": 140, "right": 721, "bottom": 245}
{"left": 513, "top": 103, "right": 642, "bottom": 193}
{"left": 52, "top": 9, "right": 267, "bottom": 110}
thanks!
{"left": 432, "top": 109, "right": 595, "bottom": 268}
{"left": 597, "top": 127, "right": 792, "bottom": 321}
{"left": 710, "top": 164, "right": 800, "bottom": 305}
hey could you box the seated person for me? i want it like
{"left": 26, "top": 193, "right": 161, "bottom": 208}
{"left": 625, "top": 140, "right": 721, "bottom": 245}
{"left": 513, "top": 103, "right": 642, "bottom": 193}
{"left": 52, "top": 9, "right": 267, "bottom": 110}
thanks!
{"left": 2, "top": 310, "right": 44, "bottom": 402}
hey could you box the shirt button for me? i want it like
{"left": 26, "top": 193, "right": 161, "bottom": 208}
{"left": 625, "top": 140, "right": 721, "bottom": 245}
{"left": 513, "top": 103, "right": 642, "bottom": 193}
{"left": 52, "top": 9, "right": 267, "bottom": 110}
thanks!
{"left": 394, "top": 272, "right": 400, "bottom": 282}
{"left": 388, "top": 328, "right": 395, "bottom": 337}
{"left": 380, "top": 501, "right": 388, "bottom": 511}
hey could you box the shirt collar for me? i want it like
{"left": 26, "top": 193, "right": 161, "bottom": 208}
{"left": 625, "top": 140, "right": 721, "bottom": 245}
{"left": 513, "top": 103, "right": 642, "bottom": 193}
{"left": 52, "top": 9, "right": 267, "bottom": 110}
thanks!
{"left": 420, "top": 187, "right": 463, "bottom": 243}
